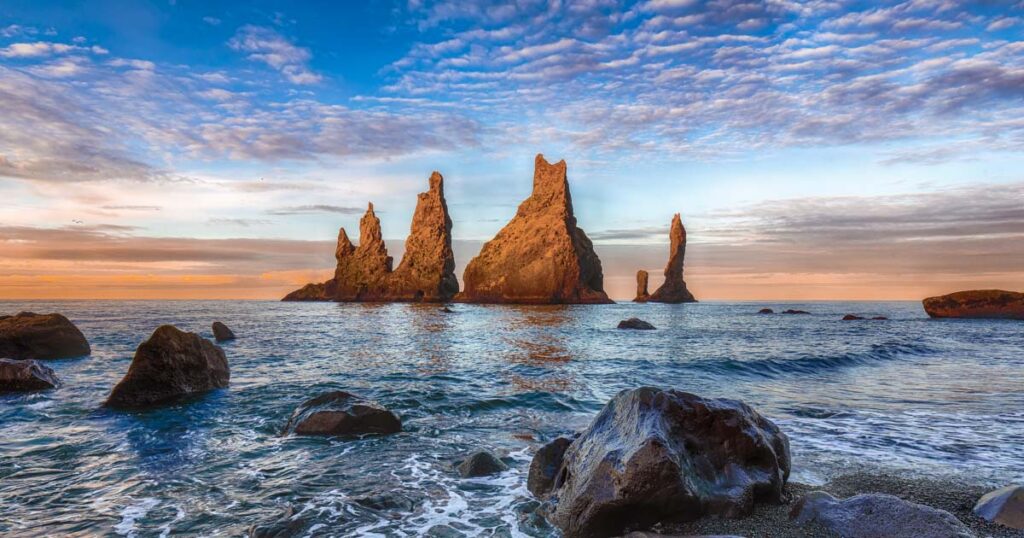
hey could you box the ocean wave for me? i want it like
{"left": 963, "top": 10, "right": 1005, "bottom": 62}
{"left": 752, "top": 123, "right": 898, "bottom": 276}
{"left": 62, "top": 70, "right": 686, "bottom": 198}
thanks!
{"left": 696, "top": 340, "right": 936, "bottom": 378}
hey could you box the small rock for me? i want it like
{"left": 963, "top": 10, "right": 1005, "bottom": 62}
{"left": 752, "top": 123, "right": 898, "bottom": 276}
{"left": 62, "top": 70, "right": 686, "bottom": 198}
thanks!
{"left": 440, "top": 306, "right": 454, "bottom": 313}
{"left": 456, "top": 450, "right": 508, "bottom": 477}
{"left": 974, "top": 485, "right": 1024, "bottom": 529}
{"left": 212, "top": 321, "right": 236, "bottom": 342}
{"left": 872, "top": 316, "right": 889, "bottom": 320}
{"left": 248, "top": 507, "right": 306, "bottom": 538}
{"left": 354, "top": 491, "right": 421, "bottom": 512}
{"left": 0, "top": 358, "right": 60, "bottom": 392}
{"left": 791, "top": 491, "right": 974, "bottom": 538}
{"left": 283, "top": 391, "right": 401, "bottom": 436}
{"left": 105, "top": 325, "right": 229, "bottom": 409}
{"left": 623, "top": 533, "right": 744, "bottom": 538}
{"left": 527, "top": 436, "right": 572, "bottom": 497}
{"left": 617, "top": 318, "right": 656, "bottom": 330}
{"left": 0, "top": 312, "right": 90, "bottom": 360}
{"left": 758, "top": 308, "right": 774, "bottom": 314}
{"left": 842, "top": 314, "right": 865, "bottom": 320}
{"left": 783, "top": 309, "right": 810, "bottom": 315}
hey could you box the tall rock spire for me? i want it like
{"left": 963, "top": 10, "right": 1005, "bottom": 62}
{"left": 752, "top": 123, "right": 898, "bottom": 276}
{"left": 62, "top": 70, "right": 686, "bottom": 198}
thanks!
{"left": 457, "top": 154, "right": 612, "bottom": 304}
{"left": 648, "top": 213, "right": 696, "bottom": 303}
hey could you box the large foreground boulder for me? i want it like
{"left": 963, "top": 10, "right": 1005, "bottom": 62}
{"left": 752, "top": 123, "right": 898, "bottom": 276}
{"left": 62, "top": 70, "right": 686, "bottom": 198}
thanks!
{"left": 974, "top": 485, "right": 1024, "bottom": 529}
{"left": 923, "top": 290, "right": 1024, "bottom": 320}
{"left": 0, "top": 312, "right": 90, "bottom": 360}
{"left": 457, "top": 154, "right": 612, "bottom": 304}
{"left": 105, "top": 325, "right": 230, "bottom": 408}
{"left": 529, "top": 387, "right": 791, "bottom": 537}
{"left": 647, "top": 214, "right": 696, "bottom": 303}
{"left": 791, "top": 491, "right": 974, "bottom": 538}
{"left": 0, "top": 358, "right": 60, "bottom": 392}
{"left": 283, "top": 391, "right": 401, "bottom": 436}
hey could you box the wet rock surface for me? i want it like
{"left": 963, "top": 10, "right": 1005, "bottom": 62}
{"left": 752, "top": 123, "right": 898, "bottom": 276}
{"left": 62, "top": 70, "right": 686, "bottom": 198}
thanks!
{"left": 283, "top": 173, "right": 458, "bottom": 303}
{"left": 923, "top": 289, "right": 1024, "bottom": 320}
{"left": 790, "top": 491, "right": 975, "bottom": 538}
{"left": 527, "top": 436, "right": 572, "bottom": 497}
{"left": 283, "top": 391, "right": 401, "bottom": 436}
{"left": 0, "top": 358, "right": 60, "bottom": 392}
{"left": 648, "top": 214, "right": 696, "bottom": 303}
{"left": 105, "top": 325, "right": 230, "bottom": 409}
{"left": 456, "top": 450, "right": 508, "bottom": 477}
{"left": 212, "top": 321, "right": 236, "bottom": 342}
{"left": 842, "top": 314, "right": 864, "bottom": 320}
{"left": 974, "top": 485, "right": 1024, "bottom": 529}
{"left": 457, "top": 155, "right": 611, "bottom": 304}
{"left": 617, "top": 317, "right": 656, "bottom": 330}
{"left": 758, "top": 308, "right": 774, "bottom": 314}
{"left": 529, "top": 387, "right": 791, "bottom": 538}
{"left": 0, "top": 312, "right": 90, "bottom": 360}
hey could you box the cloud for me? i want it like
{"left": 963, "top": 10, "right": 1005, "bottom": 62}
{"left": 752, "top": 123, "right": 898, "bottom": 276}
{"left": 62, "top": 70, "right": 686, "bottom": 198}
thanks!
{"left": 267, "top": 204, "right": 365, "bottom": 215}
{"left": 228, "top": 25, "right": 321, "bottom": 84}
{"left": 0, "top": 41, "right": 108, "bottom": 58}
{"left": 203, "top": 16, "right": 222, "bottom": 26}
{"left": 208, "top": 218, "right": 273, "bottom": 227}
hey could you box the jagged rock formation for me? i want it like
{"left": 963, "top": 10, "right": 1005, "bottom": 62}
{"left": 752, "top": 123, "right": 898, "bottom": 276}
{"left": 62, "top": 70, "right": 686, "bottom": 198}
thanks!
{"left": 923, "top": 290, "right": 1024, "bottom": 320}
{"left": 634, "top": 270, "right": 650, "bottom": 302}
{"left": 0, "top": 312, "right": 90, "bottom": 360}
{"left": 647, "top": 213, "right": 696, "bottom": 303}
{"left": 457, "top": 154, "right": 611, "bottom": 304}
{"left": 282, "top": 172, "right": 458, "bottom": 302}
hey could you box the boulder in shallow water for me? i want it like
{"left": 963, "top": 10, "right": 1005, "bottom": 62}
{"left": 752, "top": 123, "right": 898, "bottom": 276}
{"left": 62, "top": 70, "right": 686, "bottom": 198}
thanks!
{"left": 283, "top": 391, "right": 401, "bottom": 436}
{"left": 0, "top": 312, "right": 90, "bottom": 360}
{"left": 923, "top": 290, "right": 1024, "bottom": 320}
{"left": 456, "top": 450, "right": 509, "bottom": 477}
{"left": 842, "top": 314, "right": 865, "bottom": 320}
{"left": 212, "top": 321, "right": 236, "bottom": 342}
{"left": 529, "top": 387, "right": 791, "bottom": 538}
{"left": 0, "top": 358, "right": 60, "bottom": 392}
{"left": 105, "top": 325, "right": 230, "bottom": 409}
{"left": 617, "top": 318, "right": 655, "bottom": 330}
{"left": 758, "top": 308, "right": 774, "bottom": 314}
{"left": 974, "top": 485, "right": 1024, "bottom": 529}
{"left": 791, "top": 491, "right": 974, "bottom": 538}
{"left": 527, "top": 436, "right": 572, "bottom": 497}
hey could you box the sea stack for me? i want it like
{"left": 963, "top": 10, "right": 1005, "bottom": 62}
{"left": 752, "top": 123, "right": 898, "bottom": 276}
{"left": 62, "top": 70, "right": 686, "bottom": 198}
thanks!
{"left": 647, "top": 213, "right": 696, "bottom": 303}
{"left": 457, "top": 154, "right": 611, "bottom": 304}
{"left": 282, "top": 172, "right": 458, "bottom": 302}
{"left": 634, "top": 270, "right": 650, "bottom": 302}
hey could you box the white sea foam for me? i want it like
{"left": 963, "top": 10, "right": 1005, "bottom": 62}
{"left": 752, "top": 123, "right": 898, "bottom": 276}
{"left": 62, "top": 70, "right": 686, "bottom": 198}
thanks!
{"left": 113, "top": 497, "right": 159, "bottom": 536}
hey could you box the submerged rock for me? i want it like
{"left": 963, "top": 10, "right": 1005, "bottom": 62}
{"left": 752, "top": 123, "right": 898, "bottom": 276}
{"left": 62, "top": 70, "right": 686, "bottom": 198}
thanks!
{"left": 634, "top": 270, "right": 650, "bottom": 302}
{"left": 758, "top": 308, "right": 774, "bottom": 314}
{"left": 529, "top": 387, "right": 791, "bottom": 537}
{"left": 923, "top": 290, "right": 1024, "bottom": 320}
{"left": 0, "top": 312, "right": 90, "bottom": 360}
{"left": 105, "top": 325, "right": 230, "bottom": 409}
{"left": 617, "top": 318, "right": 656, "bottom": 330}
{"left": 283, "top": 172, "right": 458, "bottom": 303}
{"left": 842, "top": 314, "right": 865, "bottom": 320}
{"left": 456, "top": 450, "right": 508, "bottom": 477}
{"left": 872, "top": 316, "right": 889, "bottom": 320}
{"left": 0, "top": 358, "right": 60, "bottom": 392}
{"left": 783, "top": 309, "right": 810, "bottom": 315}
{"left": 974, "top": 485, "right": 1024, "bottom": 529}
{"left": 457, "top": 154, "right": 612, "bottom": 304}
{"left": 212, "top": 321, "right": 236, "bottom": 342}
{"left": 283, "top": 391, "right": 401, "bottom": 436}
{"left": 791, "top": 491, "right": 974, "bottom": 538}
{"left": 648, "top": 214, "right": 696, "bottom": 303}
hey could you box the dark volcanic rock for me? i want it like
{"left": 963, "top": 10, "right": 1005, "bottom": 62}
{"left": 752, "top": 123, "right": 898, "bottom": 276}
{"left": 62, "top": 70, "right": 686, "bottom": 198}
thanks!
{"left": 283, "top": 391, "right": 401, "bottom": 436}
{"left": 530, "top": 387, "right": 791, "bottom": 538}
{"left": 456, "top": 450, "right": 509, "bottom": 477}
{"left": 974, "top": 485, "right": 1024, "bottom": 529}
{"left": 457, "top": 154, "right": 612, "bottom": 304}
{"left": 783, "top": 309, "right": 810, "bottom": 315}
{"left": 617, "top": 317, "right": 656, "bottom": 330}
{"left": 923, "top": 290, "right": 1024, "bottom": 320}
{"left": 0, "top": 358, "right": 60, "bottom": 392}
{"left": 634, "top": 270, "right": 650, "bottom": 302}
{"left": 283, "top": 173, "right": 458, "bottom": 303}
{"left": 105, "top": 325, "right": 230, "bottom": 409}
{"left": 527, "top": 436, "right": 572, "bottom": 497}
{"left": 212, "top": 321, "right": 235, "bottom": 342}
{"left": 842, "top": 314, "right": 865, "bottom": 320}
{"left": 648, "top": 214, "right": 696, "bottom": 303}
{"left": 0, "top": 312, "right": 90, "bottom": 360}
{"left": 791, "top": 491, "right": 974, "bottom": 538}
{"left": 758, "top": 308, "right": 774, "bottom": 314}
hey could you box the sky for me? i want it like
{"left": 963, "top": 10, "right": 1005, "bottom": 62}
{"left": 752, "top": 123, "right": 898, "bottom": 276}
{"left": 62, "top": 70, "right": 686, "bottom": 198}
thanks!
{"left": 1, "top": 0, "right": 1023, "bottom": 301}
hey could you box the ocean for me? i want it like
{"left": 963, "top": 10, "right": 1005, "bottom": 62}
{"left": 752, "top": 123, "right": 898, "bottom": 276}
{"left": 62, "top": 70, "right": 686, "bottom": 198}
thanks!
{"left": 1, "top": 300, "right": 1022, "bottom": 536}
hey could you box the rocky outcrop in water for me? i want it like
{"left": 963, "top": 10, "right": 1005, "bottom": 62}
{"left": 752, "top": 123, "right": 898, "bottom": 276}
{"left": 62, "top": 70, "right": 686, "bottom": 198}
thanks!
{"left": 283, "top": 391, "right": 401, "bottom": 436}
{"left": 457, "top": 155, "right": 611, "bottom": 304}
{"left": 105, "top": 325, "right": 230, "bottom": 408}
{"left": 212, "top": 321, "right": 235, "bottom": 342}
{"left": 456, "top": 450, "right": 508, "bottom": 477}
{"left": 647, "top": 214, "right": 696, "bottom": 304}
{"left": 634, "top": 270, "right": 650, "bottom": 302}
{"left": 974, "top": 485, "right": 1024, "bottom": 529}
{"left": 617, "top": 317, "right": 655, "bottom": 330}
{"left": 759, "top": 308, "right": 775, "bottom": 314}
{"left": 282, "top": 173, "right": 458, "bottom": 303}
{"left": 923, "top": 290, "right": 1024, "bottom": 320}
{"left": 0, "top": 358, "right": 60, "bottom": 392}
{"left": 0, "top": 312, "right": 90, "bottom": 360}
{"left": 528, "top": 387, "right": 791, "bottom": 537}
{"left": 791, "top": 491, "right": 974, "bottom": 538}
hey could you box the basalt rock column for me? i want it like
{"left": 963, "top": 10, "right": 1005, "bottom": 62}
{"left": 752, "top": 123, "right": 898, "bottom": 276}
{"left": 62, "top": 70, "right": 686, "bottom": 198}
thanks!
{"left": 457, "top": 154, "right": 612, "bottom": 304}
{"left": 331, "top": 204, "right": 394, "bottom": 301}
{"left": 648, "top": 213, "right": 696, "bottom": 303}
{"left": 634, "top": 270, "right": 650, "bottom": 302}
